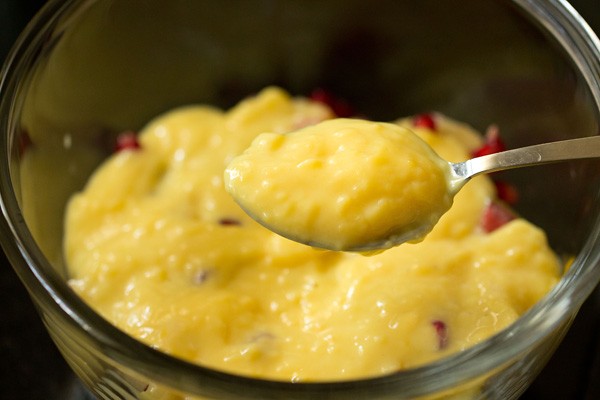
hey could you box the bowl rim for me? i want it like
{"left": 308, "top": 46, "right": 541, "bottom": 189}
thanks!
{"left": 1, "top": 0, "right": 600, "bottom": 398}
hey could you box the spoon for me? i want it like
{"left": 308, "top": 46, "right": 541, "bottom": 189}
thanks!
{"left": 226, "top": 123, "right": 600, "bottom": 252}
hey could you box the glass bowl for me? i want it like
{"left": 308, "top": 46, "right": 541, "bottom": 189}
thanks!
{"left": 1, "top": 0, "right": 600, "bottom": 399}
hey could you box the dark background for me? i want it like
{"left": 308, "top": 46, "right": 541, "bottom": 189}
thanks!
{"left": 1, "top": 1, "right": 599, "bottom": 399}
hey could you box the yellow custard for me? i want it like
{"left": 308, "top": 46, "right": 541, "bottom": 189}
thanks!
{"left": 224, "top": 119, "right": 453, "bottom": 251}
{"left": 64, "top": 87, "right": 560, "bottom": 381}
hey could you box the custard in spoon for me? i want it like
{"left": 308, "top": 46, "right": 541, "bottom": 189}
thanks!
{"left": 224, "top": 118, "right": 454, "bottom": 251}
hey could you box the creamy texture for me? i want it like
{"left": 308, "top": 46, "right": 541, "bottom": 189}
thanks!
{"left": 64, "top": 87, "right": 560, "bottom": 381}
{"left": 224, "top": 119, "right": 453, "bottom": 251}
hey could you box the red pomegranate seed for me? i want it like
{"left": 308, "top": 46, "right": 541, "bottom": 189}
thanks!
{"left": 494, "top": 180, "right": 519, "bottom": 205}
{"left": 412, "top": 113, "right": 437, "bottom": 131}
{"left": 480, "top": 201, "right": 516, "bottom": 233}
{"left": 309, "top": 88, "right": 355, "bottom": 118}
{"left": 472, "top": 125, "right": 506, "bottom": 158}
{"left": 218, "top": 217, "right": 241, "bottom": 226}
{"left": 18, "top": 130, "right": 33, "bottom": 157}
{"left": 115, "top": 131, "right": 141, "bottom": 152}
{"left": 432, "top": 320, "right": 448, "bottom": 350}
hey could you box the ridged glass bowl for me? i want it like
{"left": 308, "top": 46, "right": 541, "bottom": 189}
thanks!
{"left": 1, "top": 0, "right": 599, "bottom": 399}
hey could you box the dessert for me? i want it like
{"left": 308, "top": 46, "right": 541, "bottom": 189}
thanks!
{"left": 64, "top": 87, "right": 560, "bottom": 381}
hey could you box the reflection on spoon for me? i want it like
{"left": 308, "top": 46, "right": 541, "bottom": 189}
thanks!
{"left": 224, "top": 118, "right": 600, "bottom": 252}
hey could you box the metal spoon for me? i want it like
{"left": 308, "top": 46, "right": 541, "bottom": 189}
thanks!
{"left": 448, "top": 135, "right": 600, "bottom": 190}
{"left": 230, "top": 134, "right": 600, "bottom": 252}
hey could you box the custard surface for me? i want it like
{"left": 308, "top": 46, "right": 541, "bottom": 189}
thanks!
{"left": 65, "top": 87, "right": 559, "bottom": 381}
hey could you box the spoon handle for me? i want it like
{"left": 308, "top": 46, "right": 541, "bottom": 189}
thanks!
{"left": 452, "top": 135, "right": 600, "bottom": 183}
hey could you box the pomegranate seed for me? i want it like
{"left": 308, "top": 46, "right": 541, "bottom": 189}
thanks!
{"left": 218, "top": 217, "right": 241, "bottom": 226}
{"left": 494, "top": 180, "right": 519, "bottom": 205}
{"left": 472, "top": 125, "right": 505, "bottom": 158}
{"left": 412, "top": 113, "right": 437, "bottom": 131}
{"left": 18, "top": 130, "right": 33, "bottom": 157}
{"left": 309, "top": 88, "right": 355, "bottom": 118}
{"left": 480, "top": 201, "right": 516, "bottom": 233}
{"left": 432, "top": 320, "right": 448, "bottom": 350}
{"left": 115, "top": 131, "right": 141, "bottom": 152}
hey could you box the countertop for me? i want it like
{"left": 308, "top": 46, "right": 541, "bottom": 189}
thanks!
{"left": 1, "top": 1, "right": 599, "bottom": 399}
